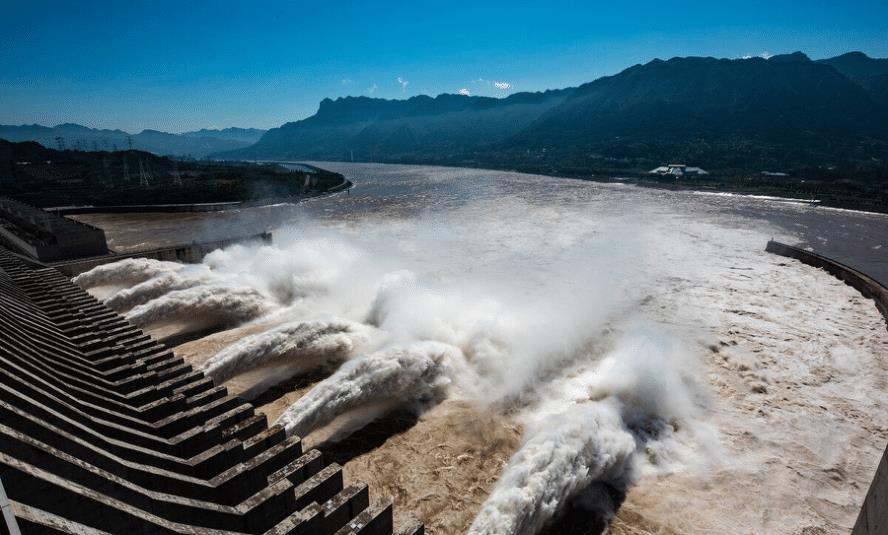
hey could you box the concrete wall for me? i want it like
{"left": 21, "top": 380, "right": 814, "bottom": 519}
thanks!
{"left": 765, "top": 240, "right": 887, "bottom": 535}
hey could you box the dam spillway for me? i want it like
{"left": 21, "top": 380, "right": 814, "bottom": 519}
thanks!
{"left": 0, "top": 245, "right": 421, "bottom": 534}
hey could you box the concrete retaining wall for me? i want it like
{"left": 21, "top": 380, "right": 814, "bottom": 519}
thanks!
{"left": 766, "top": 240, "right": 887, "bottom": 535}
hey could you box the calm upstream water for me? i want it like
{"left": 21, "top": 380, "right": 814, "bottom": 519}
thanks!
{"left": 76, "top": 162, "right": 888, "bottom": 285}
{"left": 293, "top": 162, "right": 888, "bottom": 285}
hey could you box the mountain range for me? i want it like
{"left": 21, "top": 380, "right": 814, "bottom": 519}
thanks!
{"left": 215, "top": 51, "right": 888, "bottom": 176}
{"left": 0, "top": 124, "right": 266, "bottom": 158}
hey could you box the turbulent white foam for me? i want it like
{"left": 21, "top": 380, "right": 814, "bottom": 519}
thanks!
{"left": 202, "top": 317, "right": 372, "bottom": 384}
{"left": 73, "top": 258, "right": 184, "bottom": 289}
{"left": 103, "top": 266, "right": 216, "bottom": 312}
{"left": 274, "top": 341, "right": 466, "bottom": 438}
{"left": 468, "top": 402, "right": 636, "bottom": 535}
{"left": 469, "top": 330, "right": 714, "bottom": 534}
{"left": 124, "top": 284, "right": 272, "bottom": 329}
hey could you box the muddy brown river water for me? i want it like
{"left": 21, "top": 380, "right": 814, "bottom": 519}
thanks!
{"left": 75, "top": 162, "right": 888, "bottom": 534}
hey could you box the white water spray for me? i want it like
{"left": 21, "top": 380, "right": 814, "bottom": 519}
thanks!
{"left": 274, "top": 341, "right": 466, "bottom": 438}
{"left": 202, "top": 317, "right": 373, "bottom": 384}
{"left": 73, "top": 258, "right": 184, "bottom": 289}
{"left": 468, "top": 402, "right": 636, "bottom": 535}
{"left": 468, "top": 330, "right": 713, "bottom": 535}
{"left": 103, "top": 266, "right": 217, "bottom": 312}
{"left": 124, "top": 284, "right": 272, "bottom": 329}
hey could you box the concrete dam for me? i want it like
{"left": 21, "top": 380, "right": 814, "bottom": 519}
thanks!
{"left": 0, "top": 245, "right": 422, "bottom": 534}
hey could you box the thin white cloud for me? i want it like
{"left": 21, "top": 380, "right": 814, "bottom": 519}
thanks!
{"left": 739, "top": 51, "right": 772, "bottom": 60}
{"left": 341, "top": 78, "right": 353, "bottom": 86}
{"left": 367, "top": 83, "right": 378, "bottom": 94}
{"left": 397, "top": 77, "right": 409, "bottom": 92}
{"left": 458, "top": 88, "right": 471, "bottom": 96}
{"left": 494, "top": 81, "right": 511, "bottom": 91}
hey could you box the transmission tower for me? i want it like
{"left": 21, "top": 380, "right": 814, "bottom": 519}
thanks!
{"left": 127, "top": 136, "right": 134, "bottom": 150}
{"left": 138, "top": 159, "right": 151, "bottom": 187}
{"left": 122, "top": 157, "right": 131, "bottom": 182}
{"left": 54, "top": 136, "right": 66, "bottom": 151}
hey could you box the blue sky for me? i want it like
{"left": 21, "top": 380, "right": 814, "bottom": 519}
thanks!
{"left": 2, "top": 0, "right": 887, "bottom": 133}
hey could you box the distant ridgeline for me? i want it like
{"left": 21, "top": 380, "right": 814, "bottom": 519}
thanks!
{"left": 0, "top": 140, "right": 346, "bottom": 208}
{"left": 0, "top": 123, "right": 266, "bottom": 159}
{"left": 214, "top": 51, "right": 888, "bottom": 209}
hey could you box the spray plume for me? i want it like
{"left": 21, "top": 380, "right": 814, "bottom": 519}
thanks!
{"left": 469, "top": 330, "right": 713, "bottom": 535}
{"left": 73, "top": 258, "right": 184, "bottom": 289}
{"left": 274, "top": 341, "right": 466, "bottom": 438}
{"left": 124, "top": 284, "right": 272, "bottom": 329}
{"left": 468, "top": 402, "right": 635, "bottom": 535}
{"left": 103, "top": 266, "right": 217, "bottom": 312}
{"left": 202, "top": 317, "right": 372, "bottom": 384}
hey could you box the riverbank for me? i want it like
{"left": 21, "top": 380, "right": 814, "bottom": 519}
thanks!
{"left": 306, "top": 156, "right": 888, "bottom": 214}
{"left": 1, "top": 140, "right": 352, "bottom": 209}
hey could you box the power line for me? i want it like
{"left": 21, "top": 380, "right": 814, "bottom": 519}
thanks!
{"left": 138, "top": 158, "right": 151, "bottom": 187}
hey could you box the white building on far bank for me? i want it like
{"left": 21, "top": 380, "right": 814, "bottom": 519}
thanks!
{"left": 648, "top": 164, "right": 709, "bottom": 177}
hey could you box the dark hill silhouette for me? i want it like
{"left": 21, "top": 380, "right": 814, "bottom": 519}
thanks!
{"left": 218, "top": 90, "right": 573, "bottom": 160}
{"left": 0, "top": 124, "right": 266, "bottom": 158}
{"left": 516, "top": 52, "right": 883, "bottom": 148}
{"left": 817, "top": 51, "right": 888, "bottom": 105}
{"left": 214, "top": 52, "right": 888, "bottom": 176}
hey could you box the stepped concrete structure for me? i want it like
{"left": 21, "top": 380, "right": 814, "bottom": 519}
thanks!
{"left": 0, "top": 246, "right": 422, "bottom": 535}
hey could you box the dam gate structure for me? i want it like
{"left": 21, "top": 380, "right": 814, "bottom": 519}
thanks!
{"left": 0, "top": 245, "right": 422, "bottom": 535}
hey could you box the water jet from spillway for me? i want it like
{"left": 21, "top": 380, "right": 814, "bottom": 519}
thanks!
{"left": 468, "top": 331, "right": 713, "bottom": 535}
{"left": 202, "top": 317, "right": 373, "bottom": 384}
{"left": 125, "top": 284, "right": 272, "bottom": 330}
{"left": 73, "top": 258, "right": 184, "bottom": 289}
{"left": 103, "top": 266, "right": 217, "bottom": 311}
{"left": 274, "top": 341, "right": 466, "bottom": 439}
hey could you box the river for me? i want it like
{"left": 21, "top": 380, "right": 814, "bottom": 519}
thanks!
{"left": 74, "top": 162, "right": 888, "bottom": 534}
